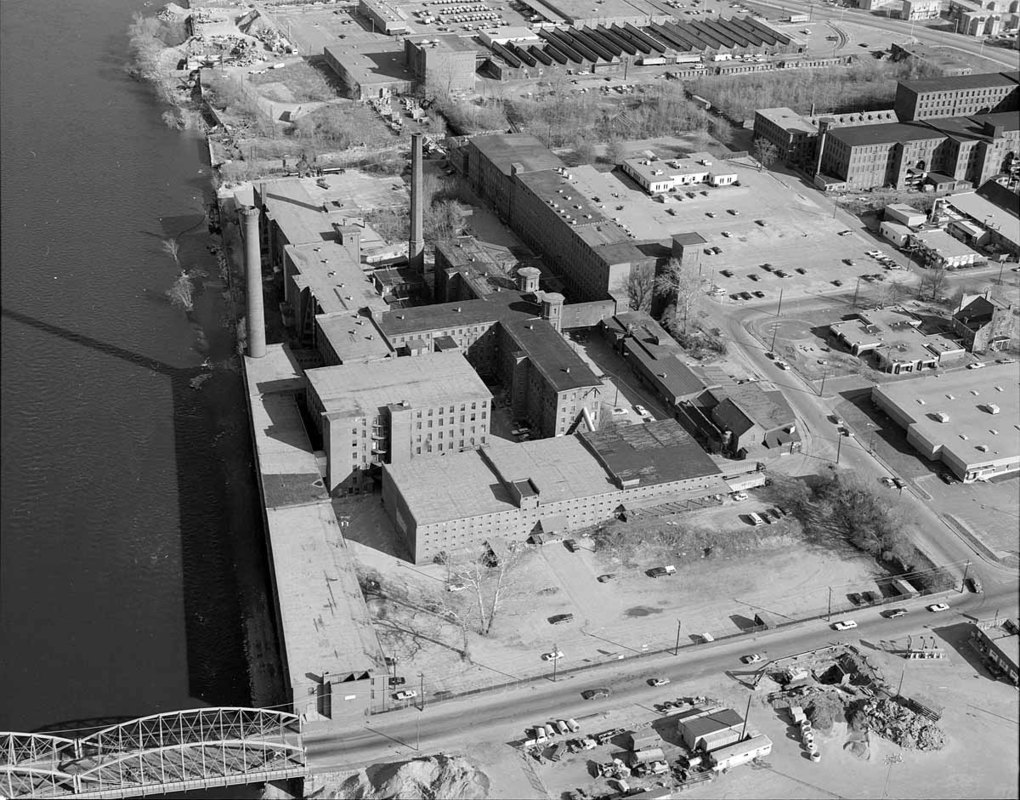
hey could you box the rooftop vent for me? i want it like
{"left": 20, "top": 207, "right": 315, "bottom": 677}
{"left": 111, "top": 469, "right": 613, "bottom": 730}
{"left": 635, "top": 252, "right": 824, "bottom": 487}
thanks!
{"left": 976, "top": 444, "right": 988, "bottom": 452}
{"left": 935, "top": 412, "right": 950, "bottom": 423}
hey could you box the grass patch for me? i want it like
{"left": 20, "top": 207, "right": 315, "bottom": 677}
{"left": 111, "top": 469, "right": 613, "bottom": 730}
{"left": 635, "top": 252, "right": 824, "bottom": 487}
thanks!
{"left": 248, "top": 60, "right": 337, "bottom": 103}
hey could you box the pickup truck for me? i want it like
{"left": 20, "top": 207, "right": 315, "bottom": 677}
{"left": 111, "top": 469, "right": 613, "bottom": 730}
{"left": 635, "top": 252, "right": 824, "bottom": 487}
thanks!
{"left": 648, "top": 565, "right": 677, "bottom": 578}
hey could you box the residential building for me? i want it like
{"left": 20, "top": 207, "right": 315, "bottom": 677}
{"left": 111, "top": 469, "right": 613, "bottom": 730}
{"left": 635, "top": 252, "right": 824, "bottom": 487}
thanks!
{"left": 951, "top": 291, "right": 1017, "bottom": 352}
{"left": 305, "top": 352, "right": 493, "bottom": 494}
{"left": 871, "top": 364, "right": 1020, "bottom": 482}
{"left": 382, "top": 420, "right": 724, "bottom": 563}
{"left": 894, "top": 71, "right": 1019, "bottom": 121}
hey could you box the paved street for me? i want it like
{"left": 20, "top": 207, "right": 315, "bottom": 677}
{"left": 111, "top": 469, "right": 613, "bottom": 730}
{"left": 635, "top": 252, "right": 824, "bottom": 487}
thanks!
{"left": 303, "top": 585, "right": 1015, "bottom": 771}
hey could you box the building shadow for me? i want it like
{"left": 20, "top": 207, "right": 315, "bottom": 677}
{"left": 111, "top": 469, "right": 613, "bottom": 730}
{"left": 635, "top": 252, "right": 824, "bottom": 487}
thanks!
{"left": 1, "top": 307, "right": 274, "bottom": 712}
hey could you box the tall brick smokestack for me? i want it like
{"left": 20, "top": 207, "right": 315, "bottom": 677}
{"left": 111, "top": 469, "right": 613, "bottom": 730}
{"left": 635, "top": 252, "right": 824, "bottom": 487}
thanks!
{"left": 408, "top": 132, "right": 425, "bottom": 274}
{"left": 240, "top": 206, "right": 267, "bottom": 359}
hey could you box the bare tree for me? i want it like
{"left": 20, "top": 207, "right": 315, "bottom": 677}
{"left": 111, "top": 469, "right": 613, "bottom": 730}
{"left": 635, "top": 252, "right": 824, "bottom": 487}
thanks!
{"left": 624, "top": 262, "right": 656, "bottom": 312}
{"left": 166, "top": 271, "right": 194, "bottom": 312}
{"left": 655, "top": 258, "right": 701, "bottom": 334}
{"left": 438, "top": 543, "right": 526, "bottom": 636}
{"left": 753, "top": 138, "right": 779, "bottom": 172}
{"left": 881, "top": 279, "right": 909, "bottom": 305}
{"left": 162, "top": 237, "right": 181, "bottom": 267}
{"left": 917, "top": 264, "right": 948, "bottom": 302}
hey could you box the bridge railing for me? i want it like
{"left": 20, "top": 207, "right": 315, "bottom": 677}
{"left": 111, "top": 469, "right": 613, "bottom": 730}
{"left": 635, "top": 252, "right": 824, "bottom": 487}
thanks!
{"left": 1, "top": 707, "right": 306, "bottom": 799}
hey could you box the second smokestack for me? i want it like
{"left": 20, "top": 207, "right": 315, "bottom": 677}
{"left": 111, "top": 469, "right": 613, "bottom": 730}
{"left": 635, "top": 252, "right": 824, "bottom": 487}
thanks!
{"left": 408, "top": 132, "right": 425, "bottom": 274}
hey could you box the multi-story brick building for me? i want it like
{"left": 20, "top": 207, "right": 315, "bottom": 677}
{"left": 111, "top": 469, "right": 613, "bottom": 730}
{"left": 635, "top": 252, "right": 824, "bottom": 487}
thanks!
{"left": 373, "top": 269, "right": 603, "bottom": 438}
{"left": 952, "top": 291, "right": 1017, "bottom": 353}
{"left": 463, "top": 134, "right": 654, "bottom": 304}
{"left": 404, "top": 35, "right": 478, "bottom": 94}
{"left": 305, "top": 352, "right": 492, "bottom": 494}
{"left": 382, "top": 420, "right": 724, "bottom": 563}
{"left": 894, "top": 71, "right": 1019, "bottom": 121}
{"left": 815, "top": 111, "right": 1020, "bottom": 191}
{"left": 753, "top": 107, "right": 898, "bottom": 168}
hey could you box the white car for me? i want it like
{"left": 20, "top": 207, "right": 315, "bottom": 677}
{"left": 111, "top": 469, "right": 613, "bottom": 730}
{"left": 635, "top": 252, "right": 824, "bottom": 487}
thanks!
{"left": 612, "top": 407, "right": 629, "bottom": 415}
{"left": 446, "top": 582, "right": 466, "bottom": 592}
{"left": 634, "top": 404, "right": 650, "bottom": 417}
{"left": 731, "top": 491, "right": 748, "bottom": 501}
{"left": 394, "top": 689, "right": 418, "bottom": 701}
{"left": 832, "top": 620, "right": 858, "bottom": 631}
{"left": 701, "top": 632, "right": 715, "bottom": 643}
{"left": 927, "top": 603, "right": 950, "bottom": 613}
{"left": 741, "top": 653, "right": 763, "bottom": 664}
{"left": 649, "top": 677, "right": 671, "bottom": 686}
{"left": 967, "top": 362, "right": 986, "bottom": 370}
{"left": 542, "top": 650, "right": 565, "bottom": 661}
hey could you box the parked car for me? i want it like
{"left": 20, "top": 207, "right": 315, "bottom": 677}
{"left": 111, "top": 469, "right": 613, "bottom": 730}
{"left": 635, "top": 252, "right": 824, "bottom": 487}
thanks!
{"left": 728, "top": 209, "right": 740, "bottom": 215}
{"left": 832, "top": 279, "right": 843, "bottom": 287}
{"left": 394, "top": 689, "right": 418, "bottom": 700}
{"left": 712, "top": 246, "right": 723, "bottom": 255}
{"left": 765, "top": 508, "right": 782, "bottom": 522}
{"left": 649, "top": 677, "right": 671, "bottom": 687}
{"left": 731, "top": 491, "right": 748, "bottom": 501}
{"left": 612, "top": 407, "right": 629, "bottom": 415}
{"left": 745, "top": 512, "right": 765, "bottom": 527}
{"left": 597, "top": 573, "right": 616, "bottom": 583}
{"left": 549, "top": 614, "right": 575, "bottom": 625}
{"left": 884, "top": 608, "right": 907, "bottom": 619}
{"left": 861, "top": 591, "right": 877, "bottom": 604}
{"left": 701, "top": 632, "right": 715, "bottom": 643}
{"left": 720, "top": 269, "right": 734, "bottom": 277}
{"left": 706, "top": 211, "right": 717, "bottom": 218}
{"left": 892, "top": 478, "right": 906, "bottom": 489}
{"left": 967, "top": 362, "right": 986, "bottom": 370}
{"left": 740, "top": 291, "right": 752, "bottom": 300}
{"left": 927, "top": 603, "right": 950, "bottom": 613}
{"left": 389, "top": 676, "right": 406, "bottom": 686}
{"left": 848, "top": 592, "right": 863, "bottom": 606}
{"left": 634, "top": 404, "right": 650, "bottom": 418}
{"left": 755, "top": 219, "right": 767, "bottom": 226}
{"left": 564, "top": 538, "right": 579, "bottom": 552}
{"left": 753, "top": 290, "right": 765, "bottom": 298}
{"left": 775, "top": 360, "right": 790, "bottom": 370}
{"left": 582, "top": 687, "right": 611, "bottom": 700}
{"left": 843, "top": 258, "right": 855, "bottom": 266}
{"left": 968, "top": 577, "right": 984, "bottom": 594}
{"left": 881, "top": 476, "right": 895, "bottom": 487}
{"left": 832, "top": 620, "right": 858, "bottom": 631}
{"left": 741, "top": 653, "right": 763, "bottom": 664}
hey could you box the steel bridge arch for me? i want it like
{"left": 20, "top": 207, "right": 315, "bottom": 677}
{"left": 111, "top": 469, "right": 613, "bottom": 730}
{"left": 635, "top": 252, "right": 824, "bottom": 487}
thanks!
{"left": 1, "top": 707, "right": 306, "bottom": 799}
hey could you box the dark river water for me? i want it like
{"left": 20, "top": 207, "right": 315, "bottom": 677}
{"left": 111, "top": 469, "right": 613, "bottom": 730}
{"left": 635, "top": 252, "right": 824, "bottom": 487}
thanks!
{"left": 1, "top": 2, "right": 278, "bottom": 794}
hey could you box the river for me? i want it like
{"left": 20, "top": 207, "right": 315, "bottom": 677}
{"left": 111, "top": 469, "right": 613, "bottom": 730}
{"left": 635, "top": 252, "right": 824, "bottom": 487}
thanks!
{"left": 0, "top": 1, "right": 279, "bottom": 795}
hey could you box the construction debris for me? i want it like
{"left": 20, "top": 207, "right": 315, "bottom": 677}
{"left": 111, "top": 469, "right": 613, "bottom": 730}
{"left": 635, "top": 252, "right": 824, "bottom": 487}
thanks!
{"left": 850, "top": 698, "right": 947, "bottom": 751}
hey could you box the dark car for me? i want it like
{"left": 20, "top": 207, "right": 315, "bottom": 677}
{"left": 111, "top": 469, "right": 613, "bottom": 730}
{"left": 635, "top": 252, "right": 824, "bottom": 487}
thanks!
{"left": 832, "top": 279, "right": 843, "bottom": 287}
{"left": 795, "top": 267, "right": 806, "bottom": 274}
{"left": 939, "top": 472, "right": 957, "bottom": 484}
{"left": 582, "top": 687, "right": 612, "bottom": 700}
{"left": 748, "top": 273, "right": 760, "bottom": 282}
{"left": 549, "top": 613, "right": 575, "bottom": 625}
{"left": 712, "top": 246, "right": 723, "bottom": 255}
{"left": 884, "top": 608, "right": 908, "bottom": 619}
{"left": 704, "top": 247, "right": 714, "bottom": 255}
{"left": 848, "top": 592, "right": 863, "bottom": 606}
{"left": 388, "top": 676, "right": 406, "bottom": 686}
{"left": 740, "top": 291, "right": 753, "bottom": 300}
{"left": 730, "top": 293, "right": 742, "bottom": 301}
{"left": 384, "top": 656, "right": 397, "bottom": 666}
{"left": 753, "top": 290, "right": 765, "bottom": 298}
{"left": 761, "top": 263, "right": 773, "bottom": 271}
{"left": 861, "top": 591, "right": 877, "bottom": 604}
{"left": 892, "top": 478, "right": 906, "bottom": 489}
{"left": 720, "top": 269, "right": 734, "bottom": 277}
{"left": 564, "top": 538, "right": 578, "bottom": 552}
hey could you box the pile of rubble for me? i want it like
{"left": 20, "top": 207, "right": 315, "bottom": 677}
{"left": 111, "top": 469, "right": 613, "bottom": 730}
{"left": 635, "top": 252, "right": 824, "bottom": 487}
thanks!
{"left": 156, "top": 3, "right": 188, "bottom": 22}
{"left": 851, "top": 699, "right": 946, "bottom": 751}
{"left": 319, "top": 755, "right": 490, "bottom": 799}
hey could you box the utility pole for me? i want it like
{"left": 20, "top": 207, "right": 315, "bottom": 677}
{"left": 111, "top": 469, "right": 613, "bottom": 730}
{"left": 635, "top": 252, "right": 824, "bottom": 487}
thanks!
{"left": 852, "top": 275, "right": 862, "bottom": 307}
{"left": 770, "top": 323, "right": 778, "bottom": 355}
{"left": 419, "top": 672, "right": 425, "bottom": 711}
{"left": 836, "top": 431, "right": 843, "bottom": 464}
{"left": 739, "top": 692, "right": 753, "bottom": 740}
{"left": 961, "top": 560, "right": 971, "bottom": 593}
{"left": 674, "top": 619, "right": 682, "bottom": 656}
{"left": 819, "top": 368, "right": 828, "bottom": 397}
{"left": 552, "top": 645, "right": 559, "bottom": 682}
{"left": 827, "top": 586, "right": 832, "bottom": 621}
{"left": 776, "top": 286, "right": 784, "bottom": 316}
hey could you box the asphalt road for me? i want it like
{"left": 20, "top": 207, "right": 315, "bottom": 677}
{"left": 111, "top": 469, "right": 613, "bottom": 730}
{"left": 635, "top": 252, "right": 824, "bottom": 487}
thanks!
{"left": 303, "top": 585, "right": 1014, "bottom": 771}
{"left": 752, "top": 0, "right": 1018, "bottom": 69}
{"left": 712, "top": 291, "right": 1020, "bottom": 584}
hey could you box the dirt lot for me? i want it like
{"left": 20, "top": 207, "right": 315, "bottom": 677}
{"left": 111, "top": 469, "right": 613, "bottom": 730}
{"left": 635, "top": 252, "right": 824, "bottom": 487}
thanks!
{"left": 337, "top": 489, "right": 887, "bottom": 701}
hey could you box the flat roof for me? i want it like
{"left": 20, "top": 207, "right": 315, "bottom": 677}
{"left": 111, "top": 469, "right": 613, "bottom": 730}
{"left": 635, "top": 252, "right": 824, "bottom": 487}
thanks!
{"left": 623, "top": 153, "right": 715, "bottom": 185}
{"left": 580, "top": 420, "right": 721, "bottom": 485}
{"left": 286, "top": 243, "right": 388, "bottom": 316}
{"left": 829, "top": 122, "right": 945, "bottom": 147}
{"left": 914, "top": 229, "right": 983, "bottom": 259}
{"left": 757, "top": 106, "right": 818, "bottom": 135}
{"left": 680, "top": 708, "right": 744, "bottom": 736}
{"left": 323, "top": 39, "right": 413, "bottom": 89}
{"left": 930, "top": 111, "right": 1020, "bottom": 141}
{"left": 516, "top": 168, "right": 608, "bottom": 227}
{"left": 947, "top": 192, "right": 1020, "bottom": 248}
{"left": 468, "top": 133, "right": 564, "bottom": 177}
{"left": 306, "top": 352, "right": 491, "bottom": 418}
{"left": 407, "top": 33, "right": 477, "bottom": 52}
{"left": 721, "top": 382, "right": 796, "bottom": 431}
{"left": 873, "top": 364, "right": 1020, "bottom": 468}
{"left": 316, "top": 312, "right": 395, "bottom": 363}
{"left": 376, "top": 288, "right": 538, "bottom": 336}
{"left": 504, "top": 318, "right": 602, "bottom": 392}
{"left": 898, "top": 70, "right": 1019, "bottom": 94}
{"left": 386, "top": 436, "right": 619, "bottom": 526}
{"left": 244, "top": 346, "right": 381, "bottom": 681}
{"left": 259, "top": 179, "right": 351, "bottom": 247}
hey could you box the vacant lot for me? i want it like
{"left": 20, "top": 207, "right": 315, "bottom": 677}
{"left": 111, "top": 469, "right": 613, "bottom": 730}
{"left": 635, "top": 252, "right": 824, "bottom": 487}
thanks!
{"left": 341, "top": 490, "right": 885, "bottom": 702}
